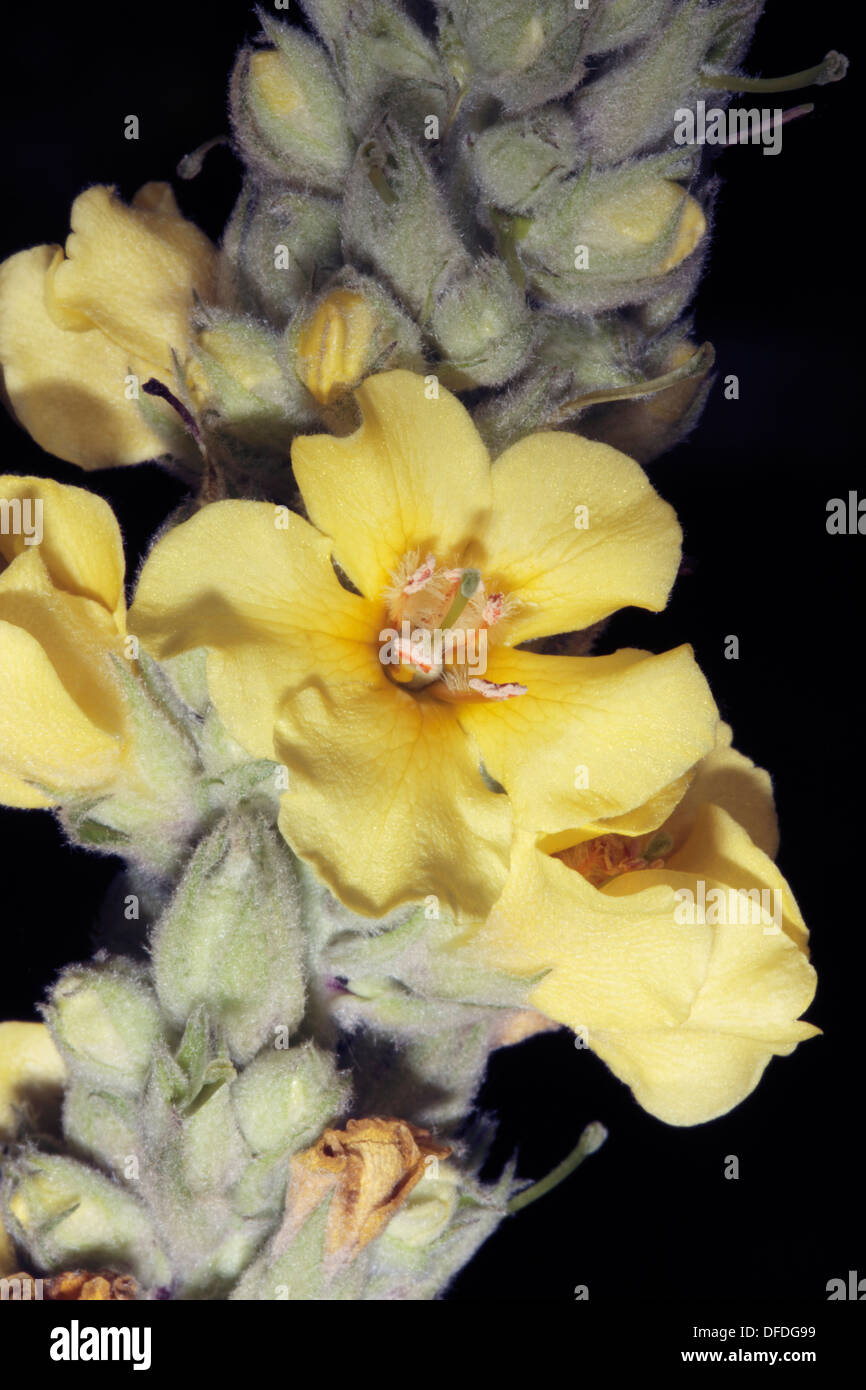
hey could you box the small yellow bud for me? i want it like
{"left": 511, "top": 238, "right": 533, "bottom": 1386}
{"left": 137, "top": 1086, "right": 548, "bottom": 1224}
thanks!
{"left": 295, "top": 289, "right": 379, "bottom": 406}
{"left": 591, "top": 179, "right": 706, "bottom": 275}
{"left": 248, "top": 49, "right": 303, "bottom": 119}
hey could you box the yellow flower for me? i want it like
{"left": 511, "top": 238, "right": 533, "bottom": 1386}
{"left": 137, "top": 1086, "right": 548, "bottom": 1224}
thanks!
{"left": 0, "top": 476, "right": 130, "bottom": 806}
{"left": 0, "top": 183, "right": 216, "bottom": 468}
{"left": 130, "top": 369, "right": 718, "bottom": 916}
{"left": 295, "top": 289, "right": 379, "bottom": 406}
{"left": 461, "top": 726, "right": 818, "bottom": 1126}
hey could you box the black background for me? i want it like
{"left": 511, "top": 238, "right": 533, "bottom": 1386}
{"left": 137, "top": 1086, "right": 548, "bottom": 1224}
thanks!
{"left": 0, "top": 0, "right": 860, "bottom": 1306}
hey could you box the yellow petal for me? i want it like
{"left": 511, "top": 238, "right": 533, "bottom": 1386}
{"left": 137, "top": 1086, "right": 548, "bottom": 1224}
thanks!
{"left": 0, "top": 1022, "right": 66, "bottom": 1140}
{"left": 664, "top": 721, "right": 779, "bottom": 860}
{"left": 478, "top": 430, "right": 682, "bottom": 644}
{"left": 468, "top": 834, "right": 712, "bottom": 1032}
{"left": 0, "top": 598, "right": 126, "bottom": 800}
{"left": 51, "top": 184, "right": 216, "bottom": 372}
{"left": 456, "top": 644, "right": 718, "bottom": 839}
{"left": 666, "top": 801, "right": 807, "bottom": 951}
{"left": 130, "top": 500, "right": 380, "bottom": 759}
{"left": 291, "top": 370, "right": 493, "bottom": 600}
{"left": 0, "top": 246, "right": 170, "bottom": 468}
{"left": 0, "top": 476, "right": 126, "bottom": 628}
{"left": 276, "top": 679, "right": 512, "bottom": 917}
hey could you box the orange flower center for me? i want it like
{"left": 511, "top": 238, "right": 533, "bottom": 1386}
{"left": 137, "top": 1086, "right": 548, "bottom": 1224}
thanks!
{"left": 557, "top": 830, "right": 673, "bottom": 888}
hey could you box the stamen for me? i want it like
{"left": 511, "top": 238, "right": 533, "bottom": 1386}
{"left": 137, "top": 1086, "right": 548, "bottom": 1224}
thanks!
{"left": 403, "top": 554, "right": 436, "bottom": 595}
{"left": 468, "top": 678, "right": 527, "bottom": 701}
{"left": 441, "top": 568, "right": 482, "bottom": 628}
{"left": 483, "top": 593, "right": 505, "bottom": 627}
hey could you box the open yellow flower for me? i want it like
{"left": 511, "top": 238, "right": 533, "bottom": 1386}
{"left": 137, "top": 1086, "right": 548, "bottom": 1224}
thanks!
{"left": 460, "top": 726, "right": 818, "bottom": 1125}
{"left": 130, "top": 369, "right": 717, "bottom": 916}
{"left": 0, "top": 184, "right": 216, "bottom": 468}
{"left": 0, "top": 476, "right": 130, "bottom": 806}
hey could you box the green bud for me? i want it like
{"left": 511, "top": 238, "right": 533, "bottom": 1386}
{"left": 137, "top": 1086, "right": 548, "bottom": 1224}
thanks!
{"left": 63, "top": 1084, "right": 141, "bottom": 1176}
{"left": 437, "top": 0, "right": 592, "bottom": 110}
{"left": 151, "top": 812, "right": 305, "bottom": 1065}
{"left": 341, "top": 117, "right": 470, "bottom": 319}
{"left": 431, "top": 257, "right": 533, "bottom": 388}
{"left": 517, "top": 156, "right": 706, "bottom": 313}
{"left": 301, "top": 0, "right": 449, "bottom": 136}
{"left": 379, "top": 1161, "right": 459, "bottom": 1248}
{"left": 574, "top": 0, "right": 758, "bottom": 164}
{"left": 180, "top": 1083, "right": 248, "bottom": 1196}
{"left": 1, "top": 1152, "right": 169, "bottom": 1288}
{"left": 231, "top": 1043, "right": 349, "bottom": 1157}
{"left": 190, "top": 311, "right": 317, "bottom": 448}
{"left": 230, "top": 20, "right": 354, "bottom": 193}
{"left": 220, "top": 181, "right": 343, "bottom": 329}
{"left": 45, "top": 960, "right": 162, "bottom": 1097}
{"left": 472, "top": 112, "right": 579, "bottom": 215}
{"left": 586, "top": 0, "right": 673, "bottom": 56}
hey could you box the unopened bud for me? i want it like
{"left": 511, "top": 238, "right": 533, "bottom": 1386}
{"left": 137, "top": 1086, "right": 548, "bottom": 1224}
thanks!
{"left": 45, "top": 962, "right": 161, "bottom": 1097}
{"left": 231, "top": 1043, "right": 348, "bottom": 1155}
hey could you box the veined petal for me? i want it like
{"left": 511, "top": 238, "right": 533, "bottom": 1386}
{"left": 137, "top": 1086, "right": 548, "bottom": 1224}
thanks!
{"left": 478, "top": 430, "right": 682, "bottom": 644}
{"left": 51, "top": 184, "right": 216, "bottom": 373}
{"left": 130, "top": 501, "right": 381, "bottom": 759}
{"left": 0, "top": 476, "right": 126, "bottom": 628}
{"left": 291, "top": 371, "right": 493, "bottom": 600}
{"left": 0, "top": 246, "right": 169, "bottom": 468}
{"left": 462, "top": 833, "right": 712, "bottom": 1032}
{"left": 275, "top": 680, "right": 512, "bottom": 918}
{"left": 457, "top": 645, "right": 718, "bottom": 838}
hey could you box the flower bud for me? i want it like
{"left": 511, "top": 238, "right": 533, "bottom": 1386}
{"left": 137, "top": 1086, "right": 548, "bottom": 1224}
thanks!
{"left": 220, "top": 182, "right": 342, "bottom": 328}
{"left": 438, "top": 0, "right": 592, "bottom": 110}
{"left": 582, "top": 338, "right": 713, "bottom": 463}
{"left": 341, "top": 117, "right": 469, "bottom": 318}
{"left": 151, "top": 812, "right": 305, "bottom": 1065}
{"left": 586, "top": 0, "right": 673, "bottom": 56}
{"left": 62, "top": 1083, "right": 140, "bottom": 1175}
{"left": 230, "top": 20, "right": 353, "bottom": 192}
{"left": 430, "top": 258, "right": 534, "bottom": 388}
{"left": 519, "top": 161, "right": 706, "bottom": 313}
{"left": 188, "top": 313, "right": 316, "bottom": 446}
{"left": 300, "top": 0, "right": 448, "bottom": 136}
{"left": 1, "top": 1153, "right": 169, "bottom": 1289}
{"left": 45, "top": 961, "right": 161, "bottom": 1097}
{"left": 472, "top": 112, "right": 579, "bottom": 214}
{"left": 231, "top": 1043, "right": 349, "bottom": 1156}
{"left": 382, "top": 1160, "right": 459, "bottom": 1248}
{"left": 293, "top": 289, "right": 380, "bottom": 406}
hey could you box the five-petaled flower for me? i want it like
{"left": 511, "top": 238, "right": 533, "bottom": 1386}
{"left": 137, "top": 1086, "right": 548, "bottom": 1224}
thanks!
{"left": 130, "top": 369, "right": 718, "bottom": 917}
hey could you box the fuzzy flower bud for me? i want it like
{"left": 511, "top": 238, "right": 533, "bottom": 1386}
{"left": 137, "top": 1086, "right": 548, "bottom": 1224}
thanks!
{"left": 151, "top": 812, "right": 305, "bottom": 1066}
{"left": 231, "top": 1043, "right": 349, "bottom": 1156}
{"left": 231, "top": 20, "right": 354, "bottom": 192}
{"left": 45, "top": 961, "right": 161, "bottom": 1098}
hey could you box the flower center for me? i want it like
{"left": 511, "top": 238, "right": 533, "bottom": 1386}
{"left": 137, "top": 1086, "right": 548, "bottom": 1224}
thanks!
{"left": 377, "top": 551, "right": 525, "bottom": 701}
{"left": 556, "top": 830, "right": 673, "bottom": 888}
